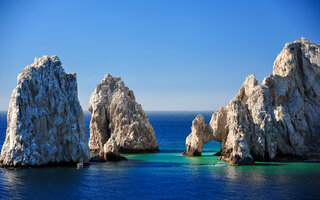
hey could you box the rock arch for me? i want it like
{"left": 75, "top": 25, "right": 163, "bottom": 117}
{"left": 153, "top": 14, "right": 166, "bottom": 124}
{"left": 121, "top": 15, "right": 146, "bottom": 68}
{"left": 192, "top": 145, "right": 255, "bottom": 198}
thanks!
{"left": 185, "top": 38, "right": 320, "bottom": 165}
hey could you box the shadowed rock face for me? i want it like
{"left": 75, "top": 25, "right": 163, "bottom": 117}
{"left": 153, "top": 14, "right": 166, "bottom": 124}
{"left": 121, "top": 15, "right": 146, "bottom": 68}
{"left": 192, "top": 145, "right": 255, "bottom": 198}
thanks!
{"left": 185, "top": 38, "right": 320, "bottom": 165}
{"left": 88, "top": 74, "right": 159, "bottom": 160}
{"left": 0, "top": 55, "right": 90, "bottom": 167}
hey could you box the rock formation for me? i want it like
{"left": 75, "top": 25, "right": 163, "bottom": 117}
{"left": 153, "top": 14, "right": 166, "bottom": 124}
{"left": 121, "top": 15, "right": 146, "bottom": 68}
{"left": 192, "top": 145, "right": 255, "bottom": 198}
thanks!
{"left": 0, "top": 55, "right": 90, "bottom": 167}
{"left": 184, "top": 114, "right": 213, "bottom": 156}
{"left": 185, "top": 38, "right": 320, "bottom": 165}
{"left": 103, "top": 136, "right": 127, "bottom": 161}
{"left": 88, "top": 74, "right": 159, "bottom": 161}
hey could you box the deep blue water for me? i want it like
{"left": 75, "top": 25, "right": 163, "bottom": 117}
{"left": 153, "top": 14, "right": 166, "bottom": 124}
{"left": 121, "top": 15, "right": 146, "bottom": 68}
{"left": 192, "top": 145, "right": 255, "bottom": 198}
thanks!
{"left": 0, "top": 111, "right": 320, "bottom": 199}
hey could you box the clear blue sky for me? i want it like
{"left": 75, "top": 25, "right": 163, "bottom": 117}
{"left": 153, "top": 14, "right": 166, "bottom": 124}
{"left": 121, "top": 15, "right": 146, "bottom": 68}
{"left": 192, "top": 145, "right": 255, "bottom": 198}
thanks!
{"left": 0, "top": 0, "right": 319, "bottom": 111}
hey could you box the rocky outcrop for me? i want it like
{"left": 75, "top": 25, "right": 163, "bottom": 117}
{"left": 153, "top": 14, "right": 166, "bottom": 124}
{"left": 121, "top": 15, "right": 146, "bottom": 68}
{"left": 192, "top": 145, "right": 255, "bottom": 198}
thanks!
{"left": 89, "top": 136, "right": 127, "bottom": 162}
{"left": 88, "top": 74, "right": 159, "bottom": 161}
{"left": 0, "top": 55, "right": 90, "bottom": 167}
{"left": 184, "top": 115, "right": 213, "bottom": 156}
{"left": 185, "top": 38, "right": 320, "bottom": 165}
{"left": 103, "top": 136, "right": 127, "bottom": 161}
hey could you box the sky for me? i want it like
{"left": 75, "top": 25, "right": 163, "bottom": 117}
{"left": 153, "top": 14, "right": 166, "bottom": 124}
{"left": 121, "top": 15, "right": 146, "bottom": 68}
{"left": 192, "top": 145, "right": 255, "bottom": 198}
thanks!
{"left": 0, "top": 0, "right": 319, "bottom": 111}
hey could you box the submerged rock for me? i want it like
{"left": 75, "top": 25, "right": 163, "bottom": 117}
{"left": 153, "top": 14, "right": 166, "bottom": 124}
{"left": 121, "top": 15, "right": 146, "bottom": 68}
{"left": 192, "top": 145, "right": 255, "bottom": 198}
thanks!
{"left": 88, "top": 74, "right": 159, "bottom": 161}
{"left": 0, "top": 55, "right": 90, "bottom": 167}
{"left": 185, "top": 38, "right": 320, "bottom": 165}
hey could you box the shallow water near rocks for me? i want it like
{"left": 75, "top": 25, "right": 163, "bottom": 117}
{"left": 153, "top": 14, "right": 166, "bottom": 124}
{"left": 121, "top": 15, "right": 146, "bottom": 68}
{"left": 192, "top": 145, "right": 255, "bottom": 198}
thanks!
{"left": 0, "top": 111, "right": 319, "bottom": 199}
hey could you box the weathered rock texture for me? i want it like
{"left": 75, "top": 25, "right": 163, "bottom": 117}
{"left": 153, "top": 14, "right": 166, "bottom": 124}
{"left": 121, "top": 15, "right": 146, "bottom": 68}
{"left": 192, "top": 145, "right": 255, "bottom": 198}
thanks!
{"left": 0, "top": 55, "right": 90, "bottom": 167}
{"left": 184, "top": 115, "right": 213, "bottom": 156}
{"left": 185, "top": 38, "right": 320, "bottom": 165}
{"left": 88, "top": 74, "right": 159, "bottom": 160}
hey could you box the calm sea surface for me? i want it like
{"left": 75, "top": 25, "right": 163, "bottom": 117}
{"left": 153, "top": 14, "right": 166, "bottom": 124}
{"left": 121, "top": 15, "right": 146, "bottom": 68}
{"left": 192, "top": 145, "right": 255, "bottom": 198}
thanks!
{"left": 0, "top": 111, "right": 319, "bottom": 199}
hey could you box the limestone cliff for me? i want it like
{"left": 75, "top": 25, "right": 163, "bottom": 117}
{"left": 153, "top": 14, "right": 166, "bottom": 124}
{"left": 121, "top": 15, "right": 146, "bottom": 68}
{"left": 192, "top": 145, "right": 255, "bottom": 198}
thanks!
{"left": 0, "top": 55, "right": 90, "bottom": 167}
{"left": 88, "top": 74, "right": 159, "bottom": 160}
{"left": 185, "top": 38, "right": 320, "bottom": 165}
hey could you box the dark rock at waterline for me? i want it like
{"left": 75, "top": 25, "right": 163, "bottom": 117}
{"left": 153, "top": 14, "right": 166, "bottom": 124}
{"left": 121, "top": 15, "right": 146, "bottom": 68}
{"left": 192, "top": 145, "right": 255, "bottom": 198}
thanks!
{"left": 90, "top": 156, "right": 106, "bottom": 162}
{"left": 90, "top": 154, "right": 127, "bottom": 162}
{"left": 0, "top": 161, "right": 90, "bottom": 169}
{"left": 229, "top": 155, "right": 255, "bottom": 166}
{"left": 182, "top": 149, "right": 201, "bottom": 156}
{"left": 213, "top": 151, "right": 221, "bottom": 156}
{"left": 105, "top": 152, "right": 127, "bottom": 161}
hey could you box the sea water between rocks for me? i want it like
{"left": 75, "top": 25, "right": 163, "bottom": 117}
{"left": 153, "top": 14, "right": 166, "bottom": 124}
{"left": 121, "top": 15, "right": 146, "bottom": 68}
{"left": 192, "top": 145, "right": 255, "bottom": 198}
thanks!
{"left": 0, "top": 111, "right": 319, "bottom": 199}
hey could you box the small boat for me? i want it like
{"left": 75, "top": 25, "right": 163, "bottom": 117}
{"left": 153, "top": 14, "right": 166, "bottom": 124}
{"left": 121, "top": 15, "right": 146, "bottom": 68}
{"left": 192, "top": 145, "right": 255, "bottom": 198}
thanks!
{"left": 214, "top": 162, "right": 227, "bottom": 167}
{"left": 77, "top": 163, "right": 84, "bottom": 169}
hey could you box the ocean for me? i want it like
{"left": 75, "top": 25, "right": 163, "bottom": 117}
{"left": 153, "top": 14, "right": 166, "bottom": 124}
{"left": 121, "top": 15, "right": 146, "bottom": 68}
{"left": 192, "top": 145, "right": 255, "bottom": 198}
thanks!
{"left": 0, "top": 111, "right": 319, "bottom": 199}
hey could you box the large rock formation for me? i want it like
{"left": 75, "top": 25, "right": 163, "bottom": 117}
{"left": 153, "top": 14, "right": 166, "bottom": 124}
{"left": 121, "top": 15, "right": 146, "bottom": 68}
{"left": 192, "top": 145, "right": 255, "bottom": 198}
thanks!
{"left": 185, "top": 38, "right": 320, "bottom": 165}
{"left": 88, "top": 74, "right": 159, "bottom": 161}
{"left": 0, "top": 55, "right": 90, "bottom": 167}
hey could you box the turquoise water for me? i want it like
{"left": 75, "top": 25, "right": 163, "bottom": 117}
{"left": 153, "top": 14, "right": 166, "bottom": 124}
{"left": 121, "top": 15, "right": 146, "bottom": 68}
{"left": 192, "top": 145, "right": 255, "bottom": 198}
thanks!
{"left": 0, "top": 111, "right": 320, "bottom": 199}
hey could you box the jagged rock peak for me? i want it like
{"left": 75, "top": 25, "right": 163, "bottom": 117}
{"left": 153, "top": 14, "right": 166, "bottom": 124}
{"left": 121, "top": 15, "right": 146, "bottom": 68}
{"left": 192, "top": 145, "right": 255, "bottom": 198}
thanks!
{"left": 88, "top": 73, "right": 159, "bottom": 161}
{"left": 185, "top": 38, "right": 320, "bottom": 165}
{"left": 271, "top": 37, "right": 320, "bottom": 78}
{"left": 0, "top": 55, "right": 90, "bottom": 167}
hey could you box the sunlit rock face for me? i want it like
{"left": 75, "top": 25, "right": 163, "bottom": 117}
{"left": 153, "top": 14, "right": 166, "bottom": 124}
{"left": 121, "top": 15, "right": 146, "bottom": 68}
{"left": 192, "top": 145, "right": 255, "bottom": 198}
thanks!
{"left": 185, "top": 114, "right": 213, "bottom": 156}
{"left": 88, "top": 74, "right": 159, "bottom": 160}
{"left": 185, "top": 38, "right": 320, "bottom": 165}
{"left": 0, "top": 55, "right": 90, "bottom": 167}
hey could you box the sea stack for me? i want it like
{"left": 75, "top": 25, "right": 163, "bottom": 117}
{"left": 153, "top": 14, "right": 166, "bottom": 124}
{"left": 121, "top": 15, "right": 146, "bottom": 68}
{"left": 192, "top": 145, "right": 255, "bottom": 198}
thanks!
{"left": 88, "top": 74, "right": 159, "bottom": 161}
{"left": 185, "top": 38, "right": 320, "bottom": 165}
{"left": 184, "top": 114, "right": 214, "bottom": 156}
{"left": 0, "top": 55, "right": 90, "bottom": 167}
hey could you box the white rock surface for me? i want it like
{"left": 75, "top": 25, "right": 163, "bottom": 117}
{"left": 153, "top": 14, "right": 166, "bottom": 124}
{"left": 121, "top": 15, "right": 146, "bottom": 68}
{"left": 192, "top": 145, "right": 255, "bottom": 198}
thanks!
{"left": 185, "top": 38, "right": 320, "bottom": 164}
{"left": 185, "top": 114, "right": 213, "bottom": 156}
{"left": 0, "top": 55, "right": 90, "bottom": 167}
{"left": 88, "top": 74, "right": 159, "bottom": 158}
